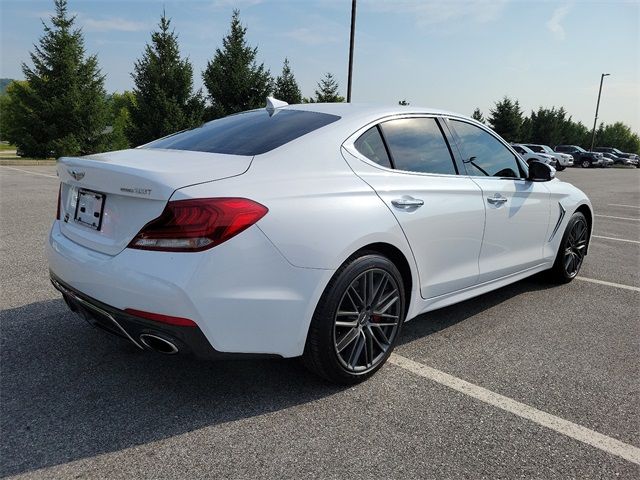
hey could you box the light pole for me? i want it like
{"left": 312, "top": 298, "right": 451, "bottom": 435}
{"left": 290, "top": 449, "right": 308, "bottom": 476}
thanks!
{"left": 590, "top": 73, "right": 610, "bottom": 151}
{"left": 346, "top": 0, "right": 357, "bottom": 102}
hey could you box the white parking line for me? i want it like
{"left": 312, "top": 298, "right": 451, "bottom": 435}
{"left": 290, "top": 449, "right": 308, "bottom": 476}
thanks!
{"left": 609, "top": 204, "right": 640, "bottom": 209}
{"left": 576, "top": 276, "right": 640, "bottom": 292}
{"left": 594, "top": 214, "right": 640, "bottom": 222}
{"left": 1, "top": 166, "right": 58, "bottom": 179}
{"left": 592, "top": 235, "right": 640, "bottom": 245}
{"left": 389, "top": 354, "right": 640, "bottom": 465}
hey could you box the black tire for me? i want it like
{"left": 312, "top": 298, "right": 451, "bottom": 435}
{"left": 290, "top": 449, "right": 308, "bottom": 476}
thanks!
{"left": 581, "top": 159, "right": 590, "bottom": 168}
{"left": 548, "top": 212, "right": 589, "bottom": 283}
{"left": 303, "top": 253, "right": 406, "bottom": 384}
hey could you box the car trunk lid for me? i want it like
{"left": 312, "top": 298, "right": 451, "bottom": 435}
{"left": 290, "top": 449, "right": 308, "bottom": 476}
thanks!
{"left": 57, "top": 148, "right": 252, "bottom": 255}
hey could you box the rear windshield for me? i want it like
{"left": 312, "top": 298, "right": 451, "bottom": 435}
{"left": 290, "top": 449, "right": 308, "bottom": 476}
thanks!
{"left": 143, "top": 109, "right": 341, "bottom": 156}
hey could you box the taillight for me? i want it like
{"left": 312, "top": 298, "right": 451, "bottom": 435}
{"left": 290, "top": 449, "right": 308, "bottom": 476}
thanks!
{"left": 128, "top": 198, "right": 268, "bottom": 252}
{"left": 56, "top": 184, "right": 61, "bottom": 220}
{"left": 124, "top": 308, "right": 197, "bottom": 327}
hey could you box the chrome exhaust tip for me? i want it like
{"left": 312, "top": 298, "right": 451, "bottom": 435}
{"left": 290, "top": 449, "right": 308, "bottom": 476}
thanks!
{"left": 139, "top": 333, "right": 179, "bottom": 355}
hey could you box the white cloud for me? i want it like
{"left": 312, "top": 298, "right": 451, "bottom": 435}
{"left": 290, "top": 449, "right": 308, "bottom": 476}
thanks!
{"left": 365, "top": 0, "right": 509, "bottom": 26}
{"left": 81, "top": 17, "right": 147, "bottom": 33}
{"left": 546, "top": 4, "right": 572, "bottom": 40}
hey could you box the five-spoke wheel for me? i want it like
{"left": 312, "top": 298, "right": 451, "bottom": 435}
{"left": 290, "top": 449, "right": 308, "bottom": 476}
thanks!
{"left": 550, "top": 211, "right": 589, "bottom": 283}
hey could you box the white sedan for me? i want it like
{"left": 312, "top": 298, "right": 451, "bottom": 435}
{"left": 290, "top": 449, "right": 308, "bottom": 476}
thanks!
{"left": 48, "top": 101, "right": 593, "bottom": 384}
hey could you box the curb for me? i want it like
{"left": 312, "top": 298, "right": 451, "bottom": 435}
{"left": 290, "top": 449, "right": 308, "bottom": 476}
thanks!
{"left": 0, "top": 159, "right": 57, "bottom": 166}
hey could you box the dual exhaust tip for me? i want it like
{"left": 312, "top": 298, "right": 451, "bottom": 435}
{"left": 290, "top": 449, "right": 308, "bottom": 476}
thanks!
{"left": 139, "top": 333, "right": 179, "bottom": 354}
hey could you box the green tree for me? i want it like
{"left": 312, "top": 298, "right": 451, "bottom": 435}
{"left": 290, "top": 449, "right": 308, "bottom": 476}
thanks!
{"left": 471, "top": 108, "right": 484, "bottom": 123}
{"left": 314, "top": 73, "right": 344, "bottom": 103}
{"left": 203, "top": 10, "right": 272, "bottom": 119}
{"left": 594, "top": 122, "right": 640, "bottom": 154}
{"left": 525, "top": 107, "right": 569, "bottom": 146}
{"left": 273, "top": 58, "right": 302, "bottom": 104}
{"left": 8, "top": 0, "right": 108, "bottom": 158}
{"left": 104, "top": 91, "right": 135, "bottom": 151}
{"left": 128, "top": 12, "right": 204, "bottom": 146}
{"left": 488, "top": 97, "right": 523, "bottom": 142}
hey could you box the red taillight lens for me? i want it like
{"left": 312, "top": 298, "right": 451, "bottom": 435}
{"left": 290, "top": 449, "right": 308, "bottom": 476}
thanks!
{"left": 124, "top": 308, "right": 197, "bottom": 327}
{"left": 56, "top": 184, "right": 61, "bottom": 220}
{"left": 128, "top": 197, "right": 268, "bottom": 252}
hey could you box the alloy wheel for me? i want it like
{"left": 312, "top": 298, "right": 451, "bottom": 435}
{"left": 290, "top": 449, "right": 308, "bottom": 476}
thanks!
{"left": 333, "top": 268, "right": 401, "bottom": 373}
{"left": 563, "top": 218, "right": 588, "bottom": 277}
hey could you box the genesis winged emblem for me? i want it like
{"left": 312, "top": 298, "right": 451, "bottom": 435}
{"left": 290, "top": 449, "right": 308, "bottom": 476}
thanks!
{"left": 68, "top": 169, "right": 85, "bottom": 181}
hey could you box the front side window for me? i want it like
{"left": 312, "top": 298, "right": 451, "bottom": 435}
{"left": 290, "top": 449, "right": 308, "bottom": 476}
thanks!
{"left": 379, "top": 118, "right": 456, "bottom": 175}
{"left": 450, "top": 120, "right": 522, "bottom": 178}
{"left": 353, "top": 127, "right": 392, "bottom": 168}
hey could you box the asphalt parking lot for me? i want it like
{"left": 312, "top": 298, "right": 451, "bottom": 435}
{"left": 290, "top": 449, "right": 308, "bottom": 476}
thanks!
{"left": 1, "top": 165, "right": 638, "bottom": 479}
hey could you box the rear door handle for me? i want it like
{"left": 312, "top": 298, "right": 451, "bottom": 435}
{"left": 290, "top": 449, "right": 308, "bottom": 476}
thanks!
{"left": 391, "top": 197, "right": 424, "bottom": 209}
{"left": 487, "top": 194, "right": 508, "bottom": 205}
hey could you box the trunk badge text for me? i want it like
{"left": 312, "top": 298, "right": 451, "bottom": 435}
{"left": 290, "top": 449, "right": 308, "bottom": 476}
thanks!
{"left": 120, "top": 187, "right": 152, "bottom": 196}
{"left": 68, "top": 169, "right": 85, "bottom": 181}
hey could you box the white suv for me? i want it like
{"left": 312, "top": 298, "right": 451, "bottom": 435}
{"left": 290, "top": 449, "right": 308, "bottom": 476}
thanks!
{"left": 524, "top": 144, "right": 573, "bottom": 171}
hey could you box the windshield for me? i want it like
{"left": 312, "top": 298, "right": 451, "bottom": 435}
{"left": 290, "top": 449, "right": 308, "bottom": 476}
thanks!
{"left": 612, "top": 148, "right": 624, "bottom": 154}
{"left": 574, "top": 146, "right": 587, "bottom": 152}
{"left": 143, "top": 109, "right": 341, "bottom": 156}
{"left": 541, "top": 145, "right": 554, "bottom": 153}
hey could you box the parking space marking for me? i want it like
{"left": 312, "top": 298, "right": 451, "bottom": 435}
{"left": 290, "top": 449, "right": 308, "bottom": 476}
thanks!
{"left": 609, "top": 204, "right": 640, "bottom": 209}
{"left": 576, "top": 276, "right": 640, "bottom": 292}
{"left": 388, "top": 354, "right": 640, "bottom": 465}
{"left": 0, "top": 166, "right": 57, "bottom": 179}
{"left": 594, "top": 214, "right": 640, "bottom": 222}
{"left": 592, "top": 235, "right": 640, "bottom": 245}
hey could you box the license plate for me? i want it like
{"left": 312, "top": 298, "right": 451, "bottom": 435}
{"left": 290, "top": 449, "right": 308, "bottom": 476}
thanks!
{"left": 74, "top": 189, "right": 105, "bottom": 230}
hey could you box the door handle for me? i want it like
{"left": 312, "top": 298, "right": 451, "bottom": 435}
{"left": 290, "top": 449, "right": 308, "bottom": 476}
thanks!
{"left": 391, "top": 197, "right": 424, "bottom": 209}
{"left": 487, "top": 195, "right": 508, "bottom": 205}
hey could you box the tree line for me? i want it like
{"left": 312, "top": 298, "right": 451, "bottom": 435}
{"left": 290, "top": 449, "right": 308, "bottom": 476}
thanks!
{"left": 1, "top": 0, "right": 638, "bottom": 158}
{"left": 0, "top": 1, "right": 344, "bottom": 158}
{"left": 472, "top": 97, "right": 640, "bottom": 154}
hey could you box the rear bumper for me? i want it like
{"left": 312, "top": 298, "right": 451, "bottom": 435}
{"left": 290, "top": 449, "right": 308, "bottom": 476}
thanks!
{"left": 47, "top": 221, "right": 332, "bottom": 357}
{"left": 50, "top": 274, "right": 227, "bottom": 359}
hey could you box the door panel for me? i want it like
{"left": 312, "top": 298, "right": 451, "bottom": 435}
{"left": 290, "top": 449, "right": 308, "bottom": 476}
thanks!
{"left": 471, "top": 178, "right": 551, "bottom": 281}
{"left": 342, "top": 119, "right": 485, "bottom": 300}
{"left": 446, "top": 119, "right": 552, "bottom": 281}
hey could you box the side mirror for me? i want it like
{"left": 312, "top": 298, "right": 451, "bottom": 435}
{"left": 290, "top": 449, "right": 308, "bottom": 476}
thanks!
{"left": 527, "top": 161, "right": 555, "bottom": 182}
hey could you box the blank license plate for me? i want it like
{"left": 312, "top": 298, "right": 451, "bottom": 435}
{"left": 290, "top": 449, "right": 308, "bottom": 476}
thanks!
{"left": 74, "top": 189, "right": 105, "bottom": 230}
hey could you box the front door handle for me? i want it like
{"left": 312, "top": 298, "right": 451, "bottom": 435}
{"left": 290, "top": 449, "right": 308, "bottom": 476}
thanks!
{"left": 391, "top": 197, "right": 424, "bottom": 209}
{"left": 487, "top": 194, "right": 508, "bottom": 205}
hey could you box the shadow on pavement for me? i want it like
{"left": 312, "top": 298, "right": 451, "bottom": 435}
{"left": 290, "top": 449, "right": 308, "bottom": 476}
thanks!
{"left": 0, "top": 275, "right": 555, "bottom": 476}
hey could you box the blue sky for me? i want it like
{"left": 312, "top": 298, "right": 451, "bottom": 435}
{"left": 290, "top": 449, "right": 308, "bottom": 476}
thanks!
{"left": 1, "top": 0, "right": 638, "bottom": 131}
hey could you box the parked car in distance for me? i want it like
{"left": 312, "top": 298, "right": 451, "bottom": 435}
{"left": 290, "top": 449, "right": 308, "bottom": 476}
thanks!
{"left": 601, "top": 152, "right": 633, "bottom": 166}
{"left": 554, "top": 145, "right": 604, "bottom": 168}
{"left": 47, "top": 101, "right": 593, "bottom": 384}
{"left": 523, "top": 144, "right": 573, "bottom": 171}
{"left": 511, "top": 144, "right": 557, "bottom": 168}
{"left": 594, "top": 147, "right": 640, "bottom": 168}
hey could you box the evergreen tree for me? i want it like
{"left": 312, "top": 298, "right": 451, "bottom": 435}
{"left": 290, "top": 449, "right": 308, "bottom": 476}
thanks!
{"left": 128, "top": 12, "right": 204, "bottom": 146}
{"left": 203, "top": 10, "right": 272, "bottom": 119}
{"left": 9, "top": 0, "right": 108, "bottom": 158}
{"left": 594, "top": 121, "right": 640, "bottom": 154}
{"left": 273, "top": 58, "right": 302, "bottom": 104}
{"left": 488, "top": 96, "right": 523, "bottom": 142}
{"left": 105, "top": 91, "right": 135, "bottom": 151}
{"left": 471, "top": 108, "right": 485, "bottom": 123}
{"left": 314, "top": 73, "right": 345, "bottom": 103}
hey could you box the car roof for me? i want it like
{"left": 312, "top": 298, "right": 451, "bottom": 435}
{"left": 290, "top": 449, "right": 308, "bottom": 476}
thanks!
{"left": 281, "top": 102, "right": 470, "bottom": 122}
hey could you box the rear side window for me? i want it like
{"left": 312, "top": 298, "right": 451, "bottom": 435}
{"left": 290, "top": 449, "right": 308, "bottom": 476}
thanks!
{"left": 143, "top": 109, "right": 340, "bottom": 156}
{"left": 450, "top": 120, "right": 523, "bottom": 178}
{"left": 379, "top": 118, "right": 456, "bottom": 175}
{"left": 354, "top": 127, "right": 392, "bottom": 168}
